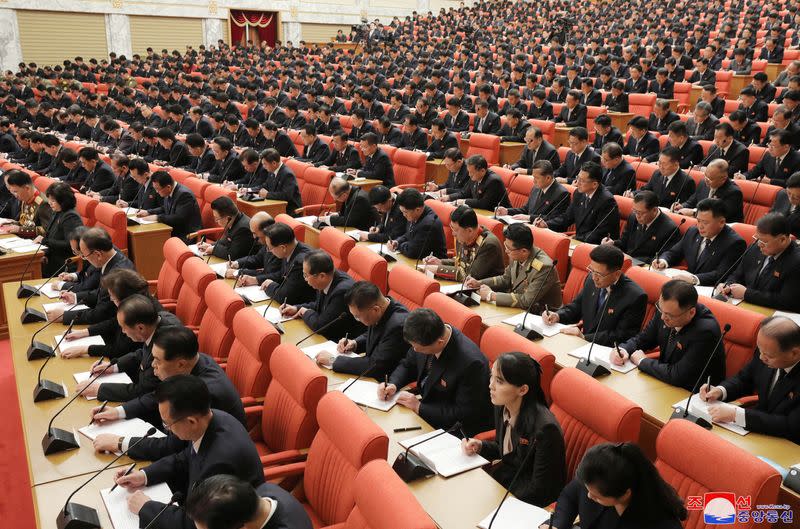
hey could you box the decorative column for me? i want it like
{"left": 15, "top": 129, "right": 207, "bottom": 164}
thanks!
{"left": 203, "top": 18, "right": 224, "bottom": 47}
{"left": 105, "top": 13, "right": 132, "bottom": 58}
{"left": 417, "top": 0, "right": 431, "bottom": 11}
{"left": 0, "top": 8, "right": 23, "bottom": 73}
{"left": 282, "top": 5, "right": 301, "bottom": 46}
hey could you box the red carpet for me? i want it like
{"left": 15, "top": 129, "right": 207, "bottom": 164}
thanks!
{"left": 0, "top": 339, "right": 36, "bottom": 529}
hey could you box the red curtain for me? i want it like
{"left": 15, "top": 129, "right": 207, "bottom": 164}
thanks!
{"left": 230, "top": 10, "right": 277, "bottom": 47}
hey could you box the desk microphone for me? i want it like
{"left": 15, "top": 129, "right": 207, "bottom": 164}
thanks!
{"left": 532, "top": 188, "right": 571, "bottom": 224}
{"left": 259, "top": 259, "right": 295, "bottom": 314}
{"left": 21, "top": 257, "right": 73, "bottom": 324}
{"left": 55, "top": 427, "right": 157, "bottom": 529}
{"left": 514, "top": 259, "right": 558, "bottom": 340}
{"left": 670, "top": 323, "right": 730, "bottom": 430}
{"left": 141, "top": 492, "right": 185, "bottom": 529}
{"left": 17, "top": 215, "right": 57, "bottom": 298}
{"left": 295, "top": 313, "right": 346, "bottom": 346}
{"left": 450, "top": 234, "right": 491, "bottom": 307}
{"left": 340, "top": 363, "right": 376, "bottom": 394}
{"left": 742, "top": 174, "right": 763, "bottom": 224}
{"left": 42, "top": 359, "right": 117, "bottom": 455}
{"left": 33, "top": 320, "right": 75, "bottom": 401}
{"left": 205, "top": 216, "right": 232, "bottom": 264}
{"left": 124, "top": 184, "right": 144, "bottom": 224}
{"left": 581, "top": 203, "right": 619, "bottom": 244}
{"left": 486, "top": 427, "right": 539, "bottom": 528}
{"left": 339, "top": 184, "right": 357, "bottom": 233}
{"left": 712, "top": 244, "right": 754, "bottom": 301}
{"left": 26, "top": 283, "right": 76, "bottom": 360}
{"left": 414, "top": 214, "right": 439, "bottom": 271}
{"left": 648, "top": 218, "right": 686, "bottom": 270}
{"left": 576, "top": 286, "right": 613, "bottom": 378}
{"left": 392, "top": 421, "right": 462, "bottom": 482}
{"left": 670, "top": 170, "right": 692, "bottom": 210}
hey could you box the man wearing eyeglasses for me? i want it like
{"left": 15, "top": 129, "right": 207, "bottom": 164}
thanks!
{"left": 675, "top": 159, "right": 743, "bottom": 223}
{"left": 543, "top": 244, "right": 646, "bottom": 345}
{"left": 715, "top": 213, "right": 800, "bottom": 311}
{"left": 425, "top": 148, "right": 470, "bottom": 202}
{"left": 603, "top": 190, "right": 678, "bottom": 264}
{"left": 319, "top": 177, "right": 377, "bottom": 231}
{"left": 613, "top": 279, "right": 725, "bottom": 391}
{"left": 769, "top": 172, "right": 800, "bottom": 239}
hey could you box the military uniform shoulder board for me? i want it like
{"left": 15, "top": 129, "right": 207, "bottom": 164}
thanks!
{"left": 33, "top": 195, "right": 44, "bottom": 206}
{"left": 531, "top": 258, "right": 543, "bottom": 271}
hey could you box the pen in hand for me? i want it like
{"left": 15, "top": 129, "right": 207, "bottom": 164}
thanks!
{"left": 90, "top": 400, "right": 108, "bottom": 425}
{"left": 382, "top": 374, "right": 389, "bottom": 401}
{"left": 111, "top": 463, "right": 136, "bottom": 493}
{"left": 614, "top": 341, "right": 623, "bottom": 359}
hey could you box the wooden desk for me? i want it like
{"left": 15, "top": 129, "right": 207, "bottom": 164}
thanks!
{"left": 607, "top": 112, "right": 634, "bottom": 134}
{"left": 765, "top": 63, "right": 784, "bottom": 82}
{"left": 349, "top": 179, "right": 384, "bottom": 192}
{"left": 426, "top": 159, "right": 450, "bottom": 185}
{"left": 0, "top": 246, "right": 44, "bottom": 339}
{"left": 666, "top": 99, "right": 679, "bottom": 112}
{"left": 237, "top": 198, "right": 287, "bottom": 219}
{"left": 127, "top": 223, "right": 172, "bottom": 281}
{"left": 688, "top": 85, "right": 704, "bottom": 108}
{"left": 499, "top": 142, "right": 525, "bottom": 165}
{"left": 729, "top": 74, "right": 753, "bottom": 99}
{"left": 5, "top": 283, "right": 133, "bottom": 487}
{"left": 33, "top": 467, "right": 118, "bottom": 529}
{"left": 553, "top": 127, "right": 573, "bottom": 148}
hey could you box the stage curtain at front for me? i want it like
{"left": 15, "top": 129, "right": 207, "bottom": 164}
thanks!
{"left": 230, "top": 10, "right": 277, "bottom": 47}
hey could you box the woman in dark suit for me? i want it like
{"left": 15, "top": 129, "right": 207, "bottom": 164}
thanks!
{"left": 544, "top": 443, "right": 687, "bottom": 529}
{"left": 462, "top": 352, "right": 566, "bottom": 507}
{"left": 55, "top": 226, "right": 99, "bottom": 294}
{"left": 38, "top": 181, "right": 83, "bottom": 276}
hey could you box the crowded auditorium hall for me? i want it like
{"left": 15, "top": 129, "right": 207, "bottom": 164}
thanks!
{"left": 1, "top": 0, "right": 800, "bottom": 527}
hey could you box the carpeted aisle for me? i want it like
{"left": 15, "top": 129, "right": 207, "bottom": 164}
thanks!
{"left": 0, "top": 339, "right": 36, "bottom": 529}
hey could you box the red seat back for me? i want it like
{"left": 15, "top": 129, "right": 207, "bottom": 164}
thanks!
{"left": 423, "top": 292, "right": 482, "bottom": 344}
{"left": 347, "top": 246, "right": 388, "bottom": 294}
{"left": 388, "top": 265, "right": 440, "bottom": 310}
{"left": 225, "top": 307, "right": 281, "bottom": 399}
{"left": 197, "top": 279, "right": 245, "bottom": 362}
{"left": 319, "top": 227, "right": 355, "bottom": 270}
{"left": 392, "top": 149, "right": 426, "bottom": 187}
{"left": 480, "top": 326, "right": 556, "bottom": 402}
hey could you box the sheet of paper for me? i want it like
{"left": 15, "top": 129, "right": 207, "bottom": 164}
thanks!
{"left": 187, "top": 244, "right": 204, "bottom": 257}
{"left": 12, "top": 243, "right": 47, "bottom": 253}
{"left": 365, "top": 243, "right": 398, "bottom": 258}
{"left": 773, "top": 311, "right": 800, "bottom": 326}
{"left": 129, "top": 216, "right": 157, "bottom": 225}
{"left": 125, "top": 208, "right": 144, "bottom": 217}
{"left": 73, "top": 371, "right": 133, "bottom": 400}
{"left": 300, "top": 341, "right": 359, "bottom": 369}
{"left": 477, "top": 497, "right": 551, "bottom": 529}
{"left": 0, "top": 236, "right": 28, "bottom": 249}
{"left": 36, "top": 281, "right": 64, "bottom": 298}
{"left": 209, "top": 262, "right": 229, "bottom": 277}
{"left": 295, "top": 216, "right": 318, "bottom": 226}
{"left": 54, "top": 333, "right": 105, "bottom": 355}
{"left": 568, "top": 343, "right": 637, "bottom": 374}
{"left": 344, "top": 229, "right": 362, "bottom": 240}
{"left": 398, "top": 430, "right": 489, "bottom": 477}
{"left": 80, "top": 417, "right": 166, "bottom": 443}
{"left": 101, "top": 482, "right": 172, "bottom": 529}
{"left": 695, "top": 286, "right": 715, "bottom": 298}
{"left": 340, "top": 378, "right": 399, "bottom": 411}
{"left": 495, "top": 215, "right": 527, "bottom": 225}
{"left": 439, "top": 284, "right": 477, "bottom": 295}
{"left": 501, "top": 313, "right": 564, "bottom": 337}
{"left": 262, "top": 306, "right": 294, "bottom": 324}
{"left": 672, "top": 396, "right": 749, "bottom": 435}
{"left": 235, "top": 285, "right": 269, "bottom": 303}
{"left": 42, "top": 301, "right": 90, "bottom": 314}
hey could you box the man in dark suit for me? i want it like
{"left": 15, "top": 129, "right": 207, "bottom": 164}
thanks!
{"left": 498, "top": 109, "right": 531, "bottom": 143}
{"left": 527, "top": 90, "right": 554, "bottom": 120}
{"left": 770, "top": 173, "right": 800, "bottom": 238}
{"left": 184, "top": 134, "right": 216, "bottom": 175}
{"left": 578, "top": 79, "right": 603, "bottom": 107}
{"left": 425, "top": 148, "right": 471, "bottom": 200}
{"left": 455, "top": 154, "right": 510, "bottom": 211}
{"left": 640, "top": 147, "right": 697, "bottom": 207}
{"left": 599, "top": 142, "right": 636, "bottom": 195}
{"left": 602, "top": 81, "right": 629, "bottom": 113}
{"left": 154, "top": 128, "right": 192, "bottom": 168}
{"left": 701, "top": 316, "right": 800, "bottom": 444}
{"left": 718, "top": 213, "right": 800, "bottom": 311}
{"left": 261, "top": 222, "right": 315, "bottom": 305}
{"left": 113, "top": 376, "right": 264, "bottom": 529}
{"left": 605, "top": 190, "right": 680, "bottom": 264}
{"left": 686, "top": 101, "right": 719, "bottom": 141}
{"left": 381, "top": 308, "right": 493, "bottom": 436}
{"left": 262, "top": 121, "right": 299, "bottom": 158}
{"left": 649, "top": 68, "right": 675, "bottom": 99}
{"left": 701, "top": 122, "right": 750, "bottom": 176}
{"left": 319, "top": 131, "right": 361, "bottom": 172}
{"left": 317, "top": 281, "right": 409, "bottom": 380}
{"left": 443, "top": 98, "right": 470, "bottom": 132}
{"left": 472, "top": 100, "right": 502, "bottom": 135}
{"left": 426, "top": 119, "right": 460, "bottom": 159}
{"left": 187, "top": 475, "right": 313, "bottom": 529}
{"left": 207, "top": 137, "right": 245, "bottom": 184}
{"left": 677, "top": 159, "right": 744, "bottom": 223}
{"left": 375, "top": 117, "right": 403, "bottom": 147}
{"left": 743, "top": 129, "right": 800, "bottom": 187}
{"left": 399, "top": 114, "right": 429, "bottom": 150}
{"left": 51, "top": 228, "right": 135, "bottom": 326}
{"left": 387, "top": 92, "right": 411, "bottom": 123}
{"left": 257, "top": 149, "right": 302, "bottom": 216}
{"left": 323, "top": 177, "right": 376, "bottom": 231}
{"left": 496, "top": 160, "right": 570, "bottom": 223}
{"left": 700, "top": 85, "right": 726, "bottom": 118}
{"left": 759, "top": 37, "right": 785, "bottom": 64}
{"left": 654, "top": 198, "right": 746, "bottom": 286}
{"left": 538, "top": 161, "right": 620, "bottom": 244}
{"left": 279, "top": 250, "right": 365, "bottom": 341}
{"left": 648, "top": 99, "right": 680, "bottom": 135}
{"left": 507, "top": 126, "right": 561, "bottom": 175}
{"left": 738, "top": 86, "right": 770, "bottom": 122}
{"left": 354, "top": 185, "right": 407, "bottom": 244}
{"left": 647, "top": 121, "right": 704, "bottom": 169}
{"left": 554, "top": 127, "right": 600, "bottom": 183}
{"left": 727, "top": 110, "right": 763, "bottom": 147}
{"left": 615, "top": 280, "right": 725, "bottom": 391}
{"left": 592, "top": 115, "right": 624, "bottom": 151}
{"left": 543, "top": 244, "right": 647, "bottom": 345}
{"left": 624, "top": 116, "right": 661, "bottom": 158}
{"left": 553, "top": 90, "right": 587, "bottom": 128}
{"left": 296, "top": 124, "right": 331, "bottom": 166}
{"left": 624, "top": 65, "right": 649, "bottom": 93}
{"left": 687, "top": 59, "right": 716, "bottom": 86}
{"left": 197, "top": 197, "right": 252, "bottom": 260}
{"left": 353, "top": 133, "right": 395, "bottom": 187}
{"left": 78, "top": 147, "right": 116, "bottom": 194}
{"left": 387, "top": 188, "right": 447, "bottom": 259}
{"left": 347, "top": 109, "right": 374, "bottom": 140}
{"left": 139, "top": 171, "right": 202, "bottom": 242}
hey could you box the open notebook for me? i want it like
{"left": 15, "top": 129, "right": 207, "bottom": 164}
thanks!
{"left": 501, "top": 313, "right": 564, "bottom": 337}
{"left": 235, "top": 285, "right": 270, "bottom": 303}
{"left": 209, "top": 262, "right": 229, "bottom": 277}
{"left": 477, "top": 497, "right": 551, "bottom": 529}
{"left": 73, "top": 371, "right": 133, "bottom": 400}
{"left": 568, "top": 343, "right": 637, "bottom": 374}
{"left": 101, "top": 482, "right": 172, "bottom": 529}
{"left": 672, "top": 396, "right": 748, "bottom": 435}
{"left": 340, "top": 378, "right": 399, "bottom": 411}
{"left": 54, "top": 333, "right": 105, "bottom": 356}
{"left": 43, "top": 301, "right": 89, "bottom": 315}
{"left": 365, "top": 243, "right": 399, "bottom": 259}
{"left": 399, "top": 429, "right": 489, "bottom": 478}
{"left": 79, "top": 417, "right": 166, "bottom": 454}
{"left": 301, "top": 342, "right": 359, "bottom": 369}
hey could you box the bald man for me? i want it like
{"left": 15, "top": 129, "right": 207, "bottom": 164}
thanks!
{"left": 676, "top": 159, "right": 743, "bottom": 223}
{"left": 225, "top": 211, "right": 281, "bottom": 286}
{"left": 318, "top": 176, "right": 376, "bottom": 231}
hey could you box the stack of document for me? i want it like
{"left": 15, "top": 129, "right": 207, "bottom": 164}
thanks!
{"left": 54, "top": 333, "right": 105, "bottom": 356}
{"left": 209, "top": 262, "right": 229, "bottom": 277}
{"left": 101, "top": 482, "right": 172, "bottom": 529}
{"left": 73, "top": 370, "right": 133, "bottom": 400}
{"left": 43, "top": 301, "right": 90, "bottom": 315}
{"left": 672, "top": 396, "right": 749, "bottom": 435}
{"left": 301, "top": 341, "right": 359, "bottom": 369}
{"left": 501, "top": 313, "right": 564, "bottom": 337}
{"left": 494, "top": 215, "right": 527, "bottom": 225}
{"left": 399, "top": 429, "right": 489, "bottom": 478}
{"left": 568, "top": 343, "right": 637, "bottom": 374}
{"left": 340, "top": 378, "right": 399, "bottom": 411}
{"left": 365, "top": 243, "right": 398, "bottom": 259}
{"left": 477, "top": 498, "right": 551, "bottom": 529}
{"left": 235, "top": 285, "right": 269, "bottom": 303}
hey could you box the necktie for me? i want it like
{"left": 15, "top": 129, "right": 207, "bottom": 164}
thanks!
{"left": 698, "top": 237, "right": 709, "bottom": 259}
{"left": 769, "top": 368, "right": 787, "bottom": 397}
{"left": 420, "top": 355, "right": 434, "bottom": 393}
{"left": 708, "top": 187, "right": 715, "bottom": 199}
{"left": 478, "top": 117, "right": 485, "bottom": 131}
{"left": 597, "top": 287, "right": 608, "bottom": 310}
{"left": 163, "top": 196, "right": 171, "bottom": 213}
{"left": 757, "top": 256, "right": 774, "bottom": 284}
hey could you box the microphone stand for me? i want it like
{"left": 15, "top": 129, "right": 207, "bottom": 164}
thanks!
{"left": 576, "top": 286, "right": 613, "bottom": 378}
{"left": 580, "top": 203, "right": 618, "bottom": 244}
{"left": 669, "top": 324, "right": 731, "bottom": 430}
{"left": 140, "top": 493, "right": 185, "bottom": 529}
{"left": 42, "top": 360, "right": 117, "bottom": 455}
{"left": 493, "top": 173, "right": 517, "bottom": 219}
{"left": 514, "top": 259, "right": 559, "bottom": 340}
{"left": 711, "top": 245, "right": 753, "bottom": 302}
{"left": 392, "top": 421, "right": 462, "bottom": 482}
{"left": 21, "top": 257, "right": 72, "bottom": 324}
{"left": 648, "top": 218, "right": 686, "bottom": 270}
{"left": 340, "top": 363, "right": 375, "bottom": 393}
{"left": 33, "top": 320, "right": 75, "bottom": 401}
{"left": 125, "top": 184, "right": 144, "bottom": 226}
{"left": 531, "top": 188, "right": 570, "bottom": 225}
{"left": 487, "top": 428, "right": 539, "bottom": 528}
{"left": 295, "top": 313, "right": 346, "bottom": 346}
{"left": 17, "top": 215, "right": 57, "bottom": 298}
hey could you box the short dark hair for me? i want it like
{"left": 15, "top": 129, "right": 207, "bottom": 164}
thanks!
{"left": 45, "top": 181, "right": 76, "bottom": 210}
{"left": 210, "top": 196, "right": 238, "bottom": 218}
{"left": 368, "top": 185, "right": 391, "bottom": 204}
{"left": 129, "top": 158, "right": 150, "bottom": 174}
{"left": 153, "top": 325, "right": 199, "bottom": 361}
{"left": 265, "top": 222, "right": 295, "bottom": 246}
{"left": 696, "top": 197, "right": 727, "bottom": 219}
{"left": 403, "top": 307, "right": 445, "bottom": 345}
{"left": 155, "top": 374, "right": 210, "bottom": 417}
{"left": 304, "top": 249, "right": 334, "bottom": 275}
{"left": 118, "top": 294, "right": 160, "bottom": 326}
{"left": 450, "top": 205, "right": 478, "bottom": 229}
{"left": 151, "top": 170, "right": 175, "bottom": 188}
{"left": 786, "top": 172, "right": 800, "bottom": 189}
{"left": 443, "top": 148, "right": 463, "bottom": 161}
{"left": 397, "top": 188, "right": 425, "bottom": 209}
{"left": 633, "top": 190, "right": 659, "bottom": 209}
{"left": 5, "top": 169, "right": 32, "bottom": 187}
{"left": 344, "top": 280, "right": 382, "bottom": 310}
{"left": 101, "top": 268, "right": 149, "bottom": 300}
{"left": 186, "top": 475, "right": 261, "bottom": 529}
{"left": 569, "top": 126, "right": 589, "bottom": 141}
{"left": 78, "top": 147, "right": 100, "bottom": 161}
{"left": 465, "top": 154, "right": 488, "bottom": 170}
{"left": 661, "top": 279, "right": 698, "bottom": 310}
{"left": 589, "top": 244, "right": 624, "bottom": 271}
{"left": 503, "top": 223, "right": 533, "bottom": 250}
{"left": 580, "top": 161, "right": 603, "bottom": 182}
{"left": 756, "top": 212, "right": 790, "bottom": 236}
{"left": 759, "top": 316, "right": 800, "bottom": 352}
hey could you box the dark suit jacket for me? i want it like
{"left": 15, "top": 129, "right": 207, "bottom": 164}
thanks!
{"left": 464, "top": 171, "right": 510, "bottom": 210}
{"left": 377, "top": 126, "right": 403, "bottom": 147}
{"left": 367, "top": 197, "right": 407, "bottom": 243}
{"left": 728, "top": 241, "right": 800, "bottom": 311}
{"left": 624, "top": 132, "right": 660, "bottom": 158}
{"left": 702, "top": 141, "right": 750, "bottom": 176}
{"left": 604, "top": 92, "right": 629, "bottom": 113}
{"left": 473, "top": 111, "right": 502, "bottom": 134}
{"left": 649, "top": 78, "right": 675, "bottom": 98}
{"left": 527, "top": 102, "right": 554, "bottom": 120}
{"left": 436, "top": 163, "right": 471, "bottom": 195}
{"left": 298, "top": 270, "right": 365, "bottom": 341}
{"left": 579, "top": 90, "right": 603, "bottom": 107}
{"left": 256, "top": 483, "right": 314, "bottom": 529}
{"left": 42, "top": 209, "right": 83, "bottom": 276}
{"left": 554, "top": 146, "right": 600, "bottom": 183}
{"left": 137, "top": 410, "right": 265, "bottom": 529}
{"left": 211, "top": 212, "right": 252, "bottom": 260}
{"left": 510, "top": 141, "right": 561, "bottom": 174}
{"left": 329, "top": 188, "right": 376, "bottom": 230}
{"left": 621, "top": 304, "right": 725, "bottom": 390}
{"left": 592, "top": 127, "right": 624, "bottom": 151}
{"left": 396, "top": 205, "right": 448, "bottom": 259}
{"left": 553, "top": 104, "right": 587, "bottom": 128}
{"left": 641, "top": 169, "right": 697, "bottom": 207}
{"left": 508, "top": 181, "right": 571, "bottom": 222}
{"left": 683, "top": 178, "right": 744, "bottom": 223}
{"left": 615, "top": 210, "right": 679, "bottom": 263}
{"left": 333, "top": 297, "right": 409, "bottom": 380}
{"left": 387, "top": 105, "right": 411, "bottom": 123}
{"left": 624, "top": 76, "right": 648, "bottom": 94}
{"left": 479, "top": 403, "right": 566, "bottom": 507}
{"left": 427, "top": 132, "right": 459, "bottom": 159}
{"left": 661, "top": 224, "right": 746, "bottom": 285}
{"left": 389, "top": 327, "right": 493, "bottom": 436}
{"left": 687, "top": 115, "right": 719, "bottom": 141}
{"left": 557, "top": 274, "right": 647, "bottom": 345}
{"left": 443, "top": 111, "right": 470, "bottom": 132}
{"left": 265, "top": 131, "right": 299, "bottom": 158}
{"left": 132, "top": 179, "right": 163, "bottom": 212}
{"left": 62, "top": 251, "right": 135, "bottom": 326}
{"left": 322, "top": 145, "right": 362, "bottom": 172}
{"left": 357, "top": 149, "right": 395, "bottom": 187}
{"left": 499, "top": 120, "right": 531, "bottom": 143}
{"left": 770, "top": 190, "right": 800, "bottom": 238}
{"left": 152, "top": 183, "right": 203, "bottom": 241}
{"left": 602, "top": 160, "right": 636, "bottom": 196}
{"left": 81, "top": 161, "right": 116, "bottom": 193}
{"left": 720, "top": 352, "right": 800, "bottom": 444}
{"left": 299, "top": 137, "right": 331, "bottom": 165}
{"left": 262, "top": 164, "right": 302, "bottom": 215}
{"left": 548, "top": 186, "right": 620, "bottom": 243}
{"left": 399, "top": 128, "right": 429, "bottom": 151}
{"left": 208, "top": 152, "right": 245, "bottom": 184}
{"left": 648, "top": 111, "right": 680, "bottom": 134}
{"left": 265, "top": 242, "right": 316, "bottom": 305}
{"left": 236, "top": 244, "right": 282, "bottom": 284}
{"left": 746, "top": 150, "right": 800, "bottom": 187}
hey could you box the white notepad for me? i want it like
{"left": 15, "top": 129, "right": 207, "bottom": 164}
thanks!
{"left": 340, "top": 378, "right": 399, "bottom": 411}
{"left": 0, "top": 236, "right": 30, "bottom": 249}
{"left": 567, "top": 343, "right": 638, "bottom": 374}
{"left": 773, "top": 310, "right": 800, "bottom": 326}
{"left": 73, "top": 371, "right": 133, "bottom": 400}
{"left": 365, "top": 243, "right": 398, "bottom": 259}
{"left": 398, "top": 430, "right": 489, "bottom": 478}
{"left": 54, "top": 333, "right": 105, "bottom": 355}
{"left": 295, "top": 216, "right": 318, "bottom": 226}
{"left": 495, "top": 215, "right": 527, "bottom": 225}
{"left": 501, "top": 313, "right": 564, "bottom": 337}
{"left": 209, "top": 262, "right": 229, "bottom": 277}
{"left": 344, "top": 229, "right": 361, "bottom": 240}
{"left": 477, "top": 497, "right": 551, "bottom": 529}
{"left": 79, "top": 417, "right": 166, "bottom": 449}
{"left": 261, "top": 306, "right": 294, "bottom": 324}
{"left": 37, "top": 281, "right": 64, "bottom": 298}
{"left": 187, "top": 244, "right": 204, "bottom": 257}
{"left": 235, "top": 285, "right": 269, "bottom": 303}
{"left": 301, "top": 341, "right": 359, "bottom": 369}
{"left": 43, "top": 301, "right": 90, "bottom": 314}
{"left": 13, "top": 243, "right": 47, "bottom": 253}
{"left": 438, "top": 284, "right": 477, "bottom": 295}
{"left": 672, "top": 396, "right": 749, "bottom": 436}
{"left": 101, "top": 482, "right": 172, "bottom": 529}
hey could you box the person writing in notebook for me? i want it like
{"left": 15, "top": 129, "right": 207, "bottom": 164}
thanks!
{"left": 462, "top": 352, "right": 566, "bottom": 506}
